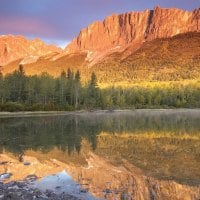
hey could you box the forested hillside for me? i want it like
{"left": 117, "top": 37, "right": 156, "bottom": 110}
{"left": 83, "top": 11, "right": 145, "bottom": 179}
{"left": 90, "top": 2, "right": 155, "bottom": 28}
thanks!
{"left": 2, "top": 32, "right": 200, "bottom": 85}
{"left": 93, "top": 32, "right": 200, "bottom": 83}
{"left": 0, "top": 32, "right": 199, "bottom": 111}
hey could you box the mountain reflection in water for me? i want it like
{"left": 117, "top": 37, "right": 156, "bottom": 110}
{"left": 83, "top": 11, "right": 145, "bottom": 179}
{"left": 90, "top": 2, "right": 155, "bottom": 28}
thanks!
{"left": 0, "top": 110, "right": 200, "bottom": 199}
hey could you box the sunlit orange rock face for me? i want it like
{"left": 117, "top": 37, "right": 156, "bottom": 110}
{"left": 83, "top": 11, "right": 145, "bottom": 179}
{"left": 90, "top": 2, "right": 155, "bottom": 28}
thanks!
{"left": 0, "top": 35, "right": 62, "bottom": 66}
{"left": 0, "top": 7, "right": 199, "bottom": 74}
{"left": 1, "top": 152, "right": 200, "bottom": 200}
{"left": 66, "top": 7, "right": 200, "bottom": 56}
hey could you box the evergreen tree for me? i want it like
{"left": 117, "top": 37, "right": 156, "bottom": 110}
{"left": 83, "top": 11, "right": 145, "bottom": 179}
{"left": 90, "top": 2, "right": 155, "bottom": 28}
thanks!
{"left": 90, "top": 72, "right": 97, "bottom": 88}
{"left": 66, "top": 68, "right": 74, "bottom": 106}
{"left": 74, "top": 70, "right": 81, "bottom": 109}
{"left": 58, "top": 71, "right": 67, "bottom": 105}
{"left": 0, "top": 66, "right": 3, "bottom": 103}
{"left": 18, "top": 65, "right": 27, "bottom": 102}
{"left": 86, "top": 72, "right": 100, "bottom": 108}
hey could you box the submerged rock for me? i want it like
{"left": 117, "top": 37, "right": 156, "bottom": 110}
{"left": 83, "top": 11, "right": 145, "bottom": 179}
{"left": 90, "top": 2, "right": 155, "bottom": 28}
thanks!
{"left": 0, "top": 173, "right": 12, "bottom": 181}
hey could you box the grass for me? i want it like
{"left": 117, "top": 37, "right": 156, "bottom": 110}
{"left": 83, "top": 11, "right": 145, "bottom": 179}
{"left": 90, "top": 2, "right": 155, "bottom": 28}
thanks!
{"left": 98, "top": 131, "right": 200, "bottom": 140}
{"left": 98, "top": 79, "right": 200, "bottom": 89}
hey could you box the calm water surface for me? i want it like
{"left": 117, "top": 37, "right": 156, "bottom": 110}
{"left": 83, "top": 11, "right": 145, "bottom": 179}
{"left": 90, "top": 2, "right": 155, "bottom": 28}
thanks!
{"left": 0, "top": 110, "right": 200, "bottom": 198}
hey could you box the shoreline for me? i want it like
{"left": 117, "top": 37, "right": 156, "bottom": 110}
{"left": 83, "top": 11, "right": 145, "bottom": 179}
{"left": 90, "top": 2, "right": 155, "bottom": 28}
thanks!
{"left": 0, "top": 181, "right": 79, "bottom": 200}
{"left": 0, "top": 108, "right": 199, "bottom": 118}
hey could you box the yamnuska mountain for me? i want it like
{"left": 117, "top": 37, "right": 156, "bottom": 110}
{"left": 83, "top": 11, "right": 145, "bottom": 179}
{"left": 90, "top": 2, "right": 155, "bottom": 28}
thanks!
{"left": 0, "top": 7, "right": 200, "bottom": 83}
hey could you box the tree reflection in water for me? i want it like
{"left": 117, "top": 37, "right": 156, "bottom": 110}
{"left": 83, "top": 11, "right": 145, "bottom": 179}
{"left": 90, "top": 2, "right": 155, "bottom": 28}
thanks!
{"left": 0, "top": 110, "right": 200, "bottom": 185}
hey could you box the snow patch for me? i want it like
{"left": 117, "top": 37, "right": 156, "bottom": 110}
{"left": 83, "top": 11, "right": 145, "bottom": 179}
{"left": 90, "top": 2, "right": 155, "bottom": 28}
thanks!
{"left": 20, "top": 56, "right": 39, "bottom": 65}
{"left": 86, "top": 51, "right": 95, "bottom": 62}
{"left": 111, "top": 45, "right": 121, "bottom": 50}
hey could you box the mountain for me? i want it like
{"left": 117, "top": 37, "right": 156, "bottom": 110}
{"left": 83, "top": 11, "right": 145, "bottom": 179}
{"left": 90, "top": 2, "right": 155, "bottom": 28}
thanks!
{"left": 3, "top": 32, "right": 200, "bottom": 84}
{"left": 66, "top": 6, "right": 199, "bottom": 64}
{"left": 0, "top": 35, "right": 62, "bottom": 66}
{"left": 91, "top": 32, "right": 200, "bottom": 83}
{"left": 0, "top": 7, "right": 199, "bottom": 84}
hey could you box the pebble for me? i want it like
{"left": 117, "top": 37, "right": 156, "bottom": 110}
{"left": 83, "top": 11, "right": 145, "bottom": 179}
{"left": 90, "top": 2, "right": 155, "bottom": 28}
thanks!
{"left": 0, "top": 180, "right": 79, "bottom": 200}
{"left": 0, "top": 173, "right": 12, "bottom": 181}
{"left": 80, "top": 189, "right": 88, "bottom": 193}
{"left": 23, "top": 162, "right": 31, "bottom": 166}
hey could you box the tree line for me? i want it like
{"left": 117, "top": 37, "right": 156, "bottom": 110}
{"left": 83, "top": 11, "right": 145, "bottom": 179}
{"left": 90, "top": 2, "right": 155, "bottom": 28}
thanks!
{"left": 0, "top": 65, "right": 199, "bottom": 111}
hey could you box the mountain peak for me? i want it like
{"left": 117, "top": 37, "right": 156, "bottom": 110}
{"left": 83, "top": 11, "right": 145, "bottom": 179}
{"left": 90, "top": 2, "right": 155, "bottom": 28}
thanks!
{"left": 0, "top": 35, "right": 62, "bottom": 66}
{"left": 65, "top": 7, "right": 199, "bottom": 63}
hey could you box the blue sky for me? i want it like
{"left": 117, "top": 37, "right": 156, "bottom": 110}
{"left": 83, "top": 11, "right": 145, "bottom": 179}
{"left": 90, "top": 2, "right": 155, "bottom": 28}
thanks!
{"left": 0, "top": 0, "right": 199, "bottom": 48}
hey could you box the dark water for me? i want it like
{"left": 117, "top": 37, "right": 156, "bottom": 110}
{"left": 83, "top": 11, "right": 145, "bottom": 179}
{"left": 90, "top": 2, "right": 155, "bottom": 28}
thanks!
{"left": 0, "top": 110, "right": 200, "bottom": 186}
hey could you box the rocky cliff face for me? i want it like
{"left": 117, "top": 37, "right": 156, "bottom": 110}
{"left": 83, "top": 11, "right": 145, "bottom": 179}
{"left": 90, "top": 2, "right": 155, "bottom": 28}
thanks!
{"left": 66, "top": 7, "right": 200, "bottom": 59}
{"left": 0, "top": 35, "right": 62, "bottom": 66}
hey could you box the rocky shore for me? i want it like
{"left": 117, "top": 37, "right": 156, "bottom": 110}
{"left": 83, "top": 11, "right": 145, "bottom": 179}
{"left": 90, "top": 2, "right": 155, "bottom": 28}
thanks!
{"left": 0, "top": 180, "right": 79, "bottom": 200}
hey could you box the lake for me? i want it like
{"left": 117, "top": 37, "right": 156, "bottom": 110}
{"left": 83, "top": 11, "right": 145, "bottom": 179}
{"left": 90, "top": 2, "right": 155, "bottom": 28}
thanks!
{"left": 0, "top": 109, "right": 200, "bottom": 200}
